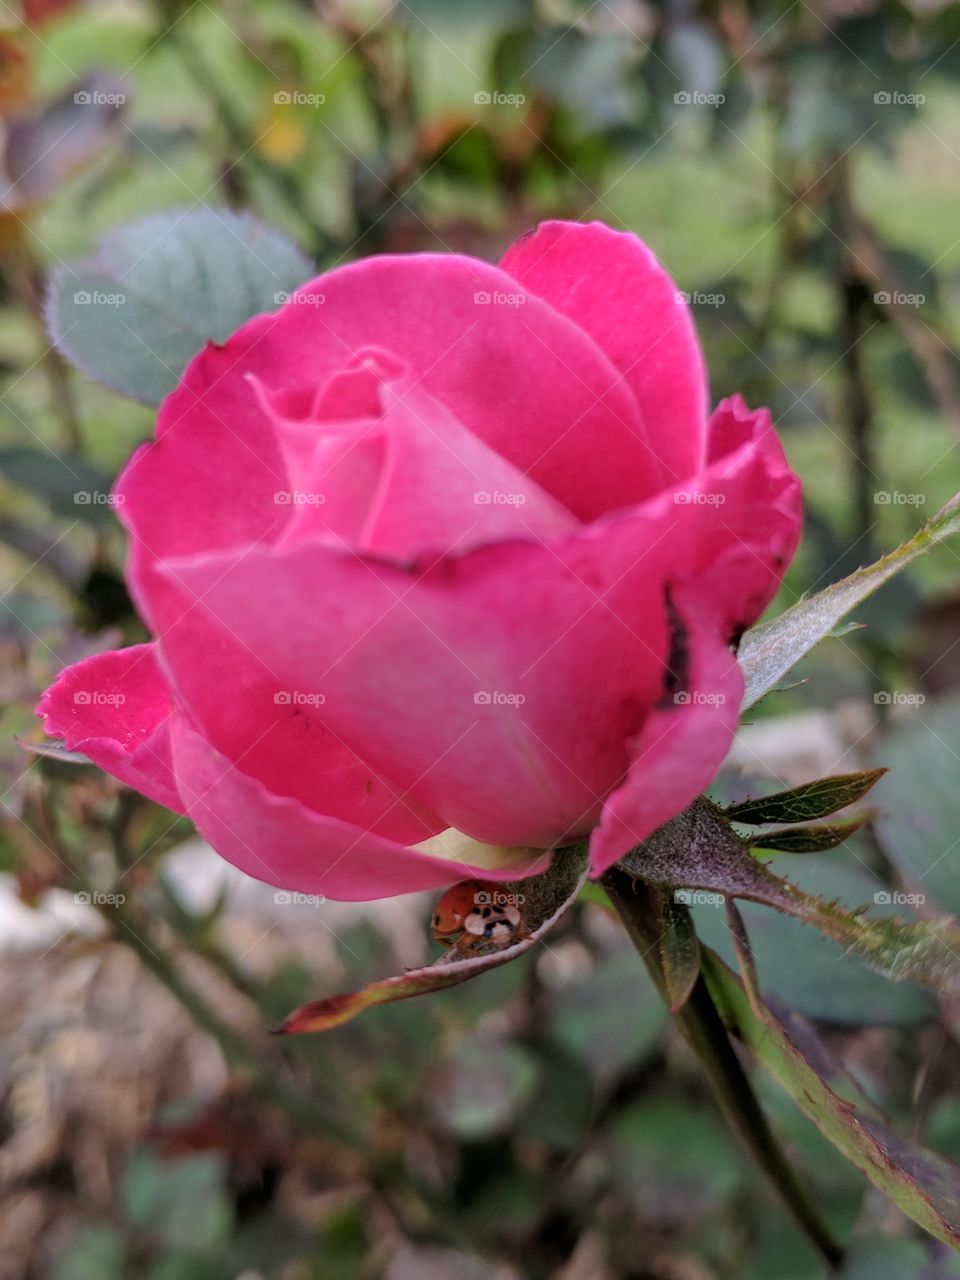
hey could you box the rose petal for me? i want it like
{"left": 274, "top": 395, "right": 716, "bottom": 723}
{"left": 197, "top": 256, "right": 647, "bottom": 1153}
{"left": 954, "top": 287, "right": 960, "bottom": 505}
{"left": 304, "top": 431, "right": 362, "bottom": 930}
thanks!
{"left": 35, "top": 644, "right": 182, "bottom": 812}
{"left": 587, "top": 567, "right": 746, "bottom": 874}
{"left": 500, "top": 220, "right": 708, "bottom": 484}
{"left": 158, "top": 527, "right": 673, "bottom": 849}
{"left": 262, "top": 366, "right": 580, "bottom": 556}
{"left": 170, "top": 714, "right": 549, "bottom": 900}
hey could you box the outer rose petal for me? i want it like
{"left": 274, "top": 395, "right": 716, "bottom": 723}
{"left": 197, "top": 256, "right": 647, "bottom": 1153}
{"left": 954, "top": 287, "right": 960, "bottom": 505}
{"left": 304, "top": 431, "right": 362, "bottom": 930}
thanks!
{"left": 170, "top": 715, "right": 549, "bottom": 901}
{"left": 638, "top": 395, "right": 803, "bottom": 635}
{"left": 148, "top": 604, "right": 441, "bottom": 845}
{"left": 588, "top": 398, "right": 803, "bottom": 872}
{"left": 158, "top": 529, "right": 673, "bottom": 849}
{"left": 587, "top": 567, "right": 745, "bottom": 874}
{"left": 35, "top": 644, "right": 182, "bottom": 812}
{"left": 500, "top": 220, "right": 707, "bottom": 484}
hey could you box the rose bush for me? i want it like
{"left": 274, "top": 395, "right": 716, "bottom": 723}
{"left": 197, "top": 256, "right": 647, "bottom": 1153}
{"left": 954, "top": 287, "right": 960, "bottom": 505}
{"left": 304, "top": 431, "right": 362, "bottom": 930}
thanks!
{"left": 38, "top": 220, "right": 801, "bottom": 899}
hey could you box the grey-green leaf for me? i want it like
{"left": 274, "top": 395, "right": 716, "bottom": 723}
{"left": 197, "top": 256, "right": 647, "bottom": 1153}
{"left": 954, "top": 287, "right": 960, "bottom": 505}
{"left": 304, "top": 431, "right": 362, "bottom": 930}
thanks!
{"left": 873, "top": 694, "right": 960, "bottom": 917}
{"left": 726, "top": 769, "right": 886, "bottom": 825}
{"left": 739, "top": 495, "right": 960, "bottom": 710}
{"left": 46, "top": 207, "right": 313, "bottom": 406}
{"left": 748, "top": 819, "right": 868, "bottom": 853}
{"left": 659, "top": 896, "right": 701, "bottom": 1011}
{"left": 704, "top": 948, "right": 960, "bottom": 1253}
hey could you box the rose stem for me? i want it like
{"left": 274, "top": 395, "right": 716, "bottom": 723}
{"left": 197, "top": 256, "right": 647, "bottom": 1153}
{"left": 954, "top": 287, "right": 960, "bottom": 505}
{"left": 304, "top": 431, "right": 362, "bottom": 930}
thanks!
{"left": 600, "top": 868, "right": 845, "bottom": 1271}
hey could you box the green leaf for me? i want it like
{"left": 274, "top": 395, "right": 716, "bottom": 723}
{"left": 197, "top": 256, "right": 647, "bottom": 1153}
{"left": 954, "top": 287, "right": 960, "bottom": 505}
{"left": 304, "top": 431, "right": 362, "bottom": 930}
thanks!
{"left": 276, "top": 847, "right": 589, "bottom": 1034}
{"left": 749, "top": 819, "right": 868, "bottom": 853}
{"left": 726, "top": 770, "right": 886, "bottom": 825}
{"left": 739, "top": 495, "right": 960, "bottom": 709}
{"left": 0, "top": 445, "right": 116, "bottom": 525}
{"left": 547, "top": 946, "right": 666, "bottom": 1083}
{"left": 606, "top": 1097, "right": 744, "bottom": 1216}
{"left": 46, "top": 207, "right": 313, "bottom": 406}
{"left": 691, "top": 856, "right": 935, "bottom": 1025}
{"left": 839, "top": 1237, "right": 960, "bottom": 1279}
{"left": 5, "top": 73, "right": 126, "bottom": 212}
{"left": 122, "top": 1152, "right": 231, "bottom": 1250}
{"left": 659, "top": 896, "right": 701, "bottom": 1011}
{"left": 620, "top": 797, "right": 960, "bottom": 1001}
{"left": 703, "top": 947, "right": 960, "bottom": 1253}
{"left": 873, "top": 694, "right": 960, "bottom": 917}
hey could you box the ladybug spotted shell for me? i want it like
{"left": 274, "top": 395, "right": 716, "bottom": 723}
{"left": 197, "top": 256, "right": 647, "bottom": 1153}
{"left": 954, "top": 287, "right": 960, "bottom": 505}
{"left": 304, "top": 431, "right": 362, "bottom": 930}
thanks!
{"left": 431, "top": 879, "right": 526, "bottom": 949}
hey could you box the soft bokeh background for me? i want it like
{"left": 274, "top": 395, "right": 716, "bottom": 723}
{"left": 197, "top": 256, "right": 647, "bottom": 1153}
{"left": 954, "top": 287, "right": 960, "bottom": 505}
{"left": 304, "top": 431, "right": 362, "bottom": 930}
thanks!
{"left": 3, "top": 1, "right": 960, "bottom": 1277}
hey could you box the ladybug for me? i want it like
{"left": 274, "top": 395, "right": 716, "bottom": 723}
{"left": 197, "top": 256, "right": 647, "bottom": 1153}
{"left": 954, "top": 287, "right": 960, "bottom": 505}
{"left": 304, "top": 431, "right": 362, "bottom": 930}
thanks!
{"left": 431, "top": 879, "right": 529, "bottom": 955}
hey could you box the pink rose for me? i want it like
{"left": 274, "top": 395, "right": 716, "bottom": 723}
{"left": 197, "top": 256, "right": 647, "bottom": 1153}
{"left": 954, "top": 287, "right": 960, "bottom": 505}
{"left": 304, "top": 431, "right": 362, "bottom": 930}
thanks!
{"left": 37, "top": 220, "right": 801, "bottom": 899}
